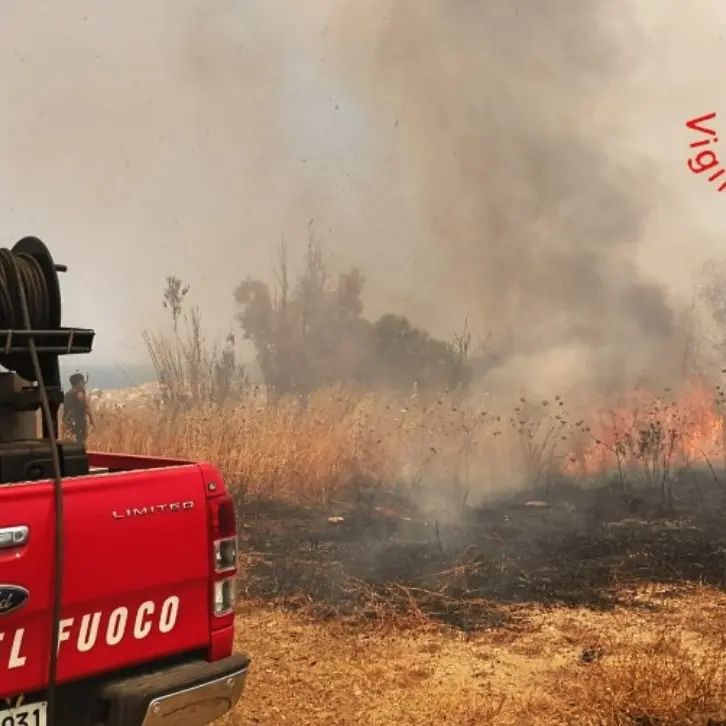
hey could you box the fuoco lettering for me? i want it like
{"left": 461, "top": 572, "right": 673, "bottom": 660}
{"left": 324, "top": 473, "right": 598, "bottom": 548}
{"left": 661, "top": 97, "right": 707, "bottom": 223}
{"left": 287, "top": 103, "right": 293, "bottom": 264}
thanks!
{"left": 58, "top": 618, "right": 73, "bottom": 654}
{"left": 49, "top": 596, "right": 180, "bottom": 660}
{"left": 134, "top": 601, "right": 155, "bottom": 639}
{"left": 106, "top": 607, "right": 128, "bottom": 646}
{"left": 78, "top": 612, "right": 101, "bottom": 652}
{"left": 1, "top": 597, "right": 181, "bottom": 670}
{"left": 159, "top": 596, "right": 179, "bottom": 633}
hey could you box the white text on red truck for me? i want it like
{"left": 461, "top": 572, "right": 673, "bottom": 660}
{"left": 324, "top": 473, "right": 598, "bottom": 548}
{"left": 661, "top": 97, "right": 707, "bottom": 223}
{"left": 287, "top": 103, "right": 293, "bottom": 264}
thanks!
{"left": 0, "top": 595, "right": 180, "bottom": 670}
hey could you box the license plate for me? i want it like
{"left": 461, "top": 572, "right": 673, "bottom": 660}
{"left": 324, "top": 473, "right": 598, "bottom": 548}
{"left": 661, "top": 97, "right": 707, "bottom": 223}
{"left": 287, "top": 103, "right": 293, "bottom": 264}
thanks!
{"left": 0, "top": 702, "right": 47, "bottom": 726}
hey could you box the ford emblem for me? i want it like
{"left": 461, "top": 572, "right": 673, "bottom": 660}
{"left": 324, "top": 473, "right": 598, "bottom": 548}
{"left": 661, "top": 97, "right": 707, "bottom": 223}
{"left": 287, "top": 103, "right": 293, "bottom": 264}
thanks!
{"left": 0, "top": 585, "right": 29, "bottom": 616}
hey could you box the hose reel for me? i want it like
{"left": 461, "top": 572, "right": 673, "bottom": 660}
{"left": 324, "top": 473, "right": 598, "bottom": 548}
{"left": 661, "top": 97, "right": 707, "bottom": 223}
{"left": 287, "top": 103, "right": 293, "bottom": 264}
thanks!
{"left": 0, "top": 236, "right": 94, "bottom": 441}
{"left": 0, "top": 236, "right": 95, "bottom": 726}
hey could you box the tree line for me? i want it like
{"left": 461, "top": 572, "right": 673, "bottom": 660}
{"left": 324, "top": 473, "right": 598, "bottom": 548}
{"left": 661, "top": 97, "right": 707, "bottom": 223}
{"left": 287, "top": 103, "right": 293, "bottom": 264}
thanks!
{"left": 149, "top": 240, "right": 473, "bottom": 403}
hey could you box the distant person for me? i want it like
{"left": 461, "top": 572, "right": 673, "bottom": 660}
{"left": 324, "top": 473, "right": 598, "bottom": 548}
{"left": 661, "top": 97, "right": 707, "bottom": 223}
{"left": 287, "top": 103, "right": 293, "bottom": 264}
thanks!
{"left": 63, "top": 373, "right": 94, "bottom": 444}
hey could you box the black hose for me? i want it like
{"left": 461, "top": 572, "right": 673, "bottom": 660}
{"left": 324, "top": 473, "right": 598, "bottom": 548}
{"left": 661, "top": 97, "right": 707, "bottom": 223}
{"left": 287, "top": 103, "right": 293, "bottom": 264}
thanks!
{"left": 0, "top": 249, "right": 64, "bottom": 726}
{"left": 0, "top": 250, "right": 52, "bottom": 329}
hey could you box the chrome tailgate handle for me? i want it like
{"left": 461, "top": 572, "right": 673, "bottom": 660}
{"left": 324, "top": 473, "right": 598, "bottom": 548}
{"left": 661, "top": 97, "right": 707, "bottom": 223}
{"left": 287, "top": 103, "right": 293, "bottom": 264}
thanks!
{"left": 0, "top": 526, "right": 29, "bottom": 549}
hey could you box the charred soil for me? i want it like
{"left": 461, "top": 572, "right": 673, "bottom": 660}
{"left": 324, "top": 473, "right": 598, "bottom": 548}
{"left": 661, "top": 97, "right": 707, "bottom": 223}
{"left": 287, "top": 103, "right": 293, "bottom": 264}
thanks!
{"left": 229, "top": 475, "right": 726, "bottom": 725}
{"left": 235, "top": 472, "right": 726, "bottom": 631}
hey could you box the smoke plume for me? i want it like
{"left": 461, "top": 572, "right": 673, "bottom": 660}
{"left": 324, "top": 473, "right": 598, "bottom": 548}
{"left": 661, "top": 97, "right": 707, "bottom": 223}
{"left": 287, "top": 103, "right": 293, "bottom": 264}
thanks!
{"left": 0, "top": 1, "right": 687, "bottom": 390}
{"left": 311, "top": 0, "right": 676, "bottom": 392}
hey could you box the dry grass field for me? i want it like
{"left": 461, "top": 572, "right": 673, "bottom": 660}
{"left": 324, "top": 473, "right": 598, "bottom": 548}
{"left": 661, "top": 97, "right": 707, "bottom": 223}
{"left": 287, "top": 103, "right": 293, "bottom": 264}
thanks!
{"left": 88, "top": 381, "right": 726, "bottom": 725}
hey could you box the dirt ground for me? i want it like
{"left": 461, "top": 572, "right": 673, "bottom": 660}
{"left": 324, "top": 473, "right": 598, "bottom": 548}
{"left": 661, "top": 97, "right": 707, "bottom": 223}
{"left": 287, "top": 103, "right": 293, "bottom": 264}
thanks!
{"left": 224, "top": 589, "right": 726, "bottom": 726}
{"left": 224, "top": 475, "right": 726, "bottom": 725}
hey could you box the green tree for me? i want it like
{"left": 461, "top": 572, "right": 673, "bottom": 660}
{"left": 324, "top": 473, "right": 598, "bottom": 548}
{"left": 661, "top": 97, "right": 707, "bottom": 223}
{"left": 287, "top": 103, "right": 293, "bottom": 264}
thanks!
{"left": 233, "top": 241, "right": 472, "bottom": 396}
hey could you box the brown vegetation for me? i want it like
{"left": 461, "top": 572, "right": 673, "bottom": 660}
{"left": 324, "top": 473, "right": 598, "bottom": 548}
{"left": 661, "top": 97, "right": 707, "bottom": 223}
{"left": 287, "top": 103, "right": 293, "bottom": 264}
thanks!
{"left": 221, "top": 589, "right": 726, "bottom": 726}
{"left": 88, "top": 381, "right": 726, "bottom": 725}
{"left": 83, "top": 262, "right": 726, "bottom": 724}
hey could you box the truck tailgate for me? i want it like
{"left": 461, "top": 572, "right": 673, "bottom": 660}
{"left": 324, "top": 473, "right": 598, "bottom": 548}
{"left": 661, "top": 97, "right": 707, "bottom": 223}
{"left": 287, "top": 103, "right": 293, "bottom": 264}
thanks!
{"left": 0, "top": 464, "right": 211, "bottom": 698}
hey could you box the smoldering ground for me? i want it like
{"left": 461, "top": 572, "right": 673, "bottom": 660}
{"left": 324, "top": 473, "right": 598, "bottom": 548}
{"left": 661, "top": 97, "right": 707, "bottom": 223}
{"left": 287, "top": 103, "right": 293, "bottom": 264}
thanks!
{"left": 236, "top": 472, "right": 726, "bottom": 629}
{"left": 227, "top": 1, "right": 726, "bottom": 615}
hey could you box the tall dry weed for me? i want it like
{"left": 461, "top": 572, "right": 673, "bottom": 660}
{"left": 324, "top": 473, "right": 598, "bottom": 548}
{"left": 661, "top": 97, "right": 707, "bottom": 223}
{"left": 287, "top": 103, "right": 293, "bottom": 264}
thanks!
{"left": 90, "top": 388, "right": 384, "bottom": 506}
{"left": 88, "top": 386, "right": 586, "bottom": 508}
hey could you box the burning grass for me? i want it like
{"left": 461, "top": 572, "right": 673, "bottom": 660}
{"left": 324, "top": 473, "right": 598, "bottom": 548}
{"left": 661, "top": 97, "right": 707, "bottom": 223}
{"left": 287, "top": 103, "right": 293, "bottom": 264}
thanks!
{"left": 89, "top": 377, "right": 726, "bottom": 528}
{"left": 90, "top": 379, "right": 726, "bottom": 724}
{"left": 87, "top": 384, "right": 602, "bottom": 508}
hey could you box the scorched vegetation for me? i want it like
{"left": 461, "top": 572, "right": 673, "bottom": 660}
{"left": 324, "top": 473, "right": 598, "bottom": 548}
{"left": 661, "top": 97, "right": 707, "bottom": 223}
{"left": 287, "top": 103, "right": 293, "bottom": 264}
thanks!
{"left": 85, "top": 247, "right": 726, "bottom": 726}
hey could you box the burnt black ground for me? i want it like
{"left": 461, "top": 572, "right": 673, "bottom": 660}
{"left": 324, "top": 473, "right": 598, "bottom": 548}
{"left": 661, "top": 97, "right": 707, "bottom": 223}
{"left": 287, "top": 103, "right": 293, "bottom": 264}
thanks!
{"left": 233, "top": 471, "right": 726, "bottom": 630}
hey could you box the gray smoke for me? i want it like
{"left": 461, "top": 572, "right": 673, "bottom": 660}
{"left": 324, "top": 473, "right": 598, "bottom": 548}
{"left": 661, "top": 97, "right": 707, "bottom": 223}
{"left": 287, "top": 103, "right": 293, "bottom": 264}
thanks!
{"left": 0, "top": 0, "right": 687, "bottom": 390}
{"left": 313, "top": 0, "right": 676, "bottom": 391}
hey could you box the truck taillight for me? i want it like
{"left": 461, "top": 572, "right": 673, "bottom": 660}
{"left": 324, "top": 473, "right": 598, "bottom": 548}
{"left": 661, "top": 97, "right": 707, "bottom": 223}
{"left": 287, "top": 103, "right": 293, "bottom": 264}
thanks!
{"left": 214, "top": 537, "right": 238, "bottom": 573}
{"left": 209, "top": 494, "right": 237, "bottom": 538}
{"left": 208, "top": 491, "right": 238, "bottom": 625}
{"left": 214, "top": 578, "right": 236, "bottom": 616}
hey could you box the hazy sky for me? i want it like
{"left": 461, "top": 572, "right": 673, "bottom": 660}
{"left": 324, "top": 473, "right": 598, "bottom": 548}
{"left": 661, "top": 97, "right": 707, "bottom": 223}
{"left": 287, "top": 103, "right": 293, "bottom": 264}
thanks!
{"left": 0, "top": 0, "right": 724, "bottom": 368}
{"left": 627, "top": 0, "right": 726, "bottom": 279}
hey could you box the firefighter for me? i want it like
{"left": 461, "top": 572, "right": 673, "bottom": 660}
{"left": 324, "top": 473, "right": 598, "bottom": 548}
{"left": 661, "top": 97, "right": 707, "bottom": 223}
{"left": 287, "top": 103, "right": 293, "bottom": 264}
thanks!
{"left": 63, "top": 372, "right": 94, "bottom": 443}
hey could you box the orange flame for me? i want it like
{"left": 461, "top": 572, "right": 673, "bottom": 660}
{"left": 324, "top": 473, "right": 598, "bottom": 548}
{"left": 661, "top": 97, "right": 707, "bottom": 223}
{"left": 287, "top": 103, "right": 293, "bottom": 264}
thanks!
{"left": 565, "top": 380, "right": 725, "bottom": 476}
